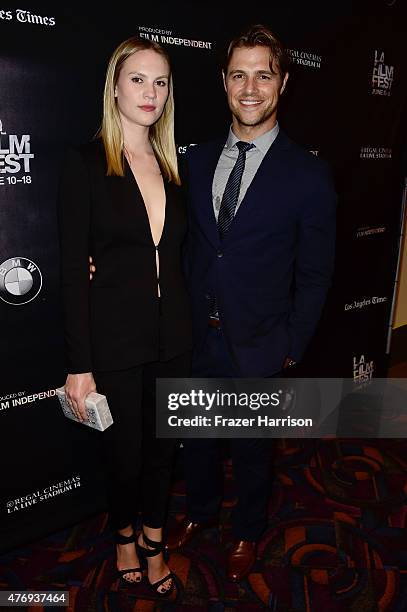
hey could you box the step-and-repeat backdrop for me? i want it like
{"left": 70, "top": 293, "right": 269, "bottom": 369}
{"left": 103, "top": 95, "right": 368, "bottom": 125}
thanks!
{"left": 1, "top": 1, "right": 406, "bottom": 550}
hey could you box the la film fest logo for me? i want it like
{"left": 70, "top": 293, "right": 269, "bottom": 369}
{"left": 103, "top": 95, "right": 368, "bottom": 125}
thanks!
{"left": 138, "top": 25, "right": 213, "bottom": 50}
{"left": 0, "top": 257, "right": 42, "bottom": 305}
{"left": 0, "top": 119, "right": 34, "bottom": 186}
{"left": 0, "top": 9, "right": 55, "bottom": 25}
{"left": 287, "top": 48, "right": 322, "bottom": 69}
{"left": 371, "top": 50, "right": 394, "bottom": 96}
{"left": 360, "top": 146, "right": 392, "bottom": 160}
{"left": 353, "top": 354, "right": 374, "bottom": 384}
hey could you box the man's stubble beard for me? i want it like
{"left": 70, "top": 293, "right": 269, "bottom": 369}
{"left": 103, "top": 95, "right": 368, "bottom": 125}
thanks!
{"left": 231, "top": 102, "right": 278, "bottom": 130}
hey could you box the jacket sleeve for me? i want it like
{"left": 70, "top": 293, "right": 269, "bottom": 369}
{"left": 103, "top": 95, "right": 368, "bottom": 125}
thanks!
{"left": 288, "top": 161, "right": 337, "bottom": 362}
{"left": 57, "top": 148, "right": 93, "bottom": 374}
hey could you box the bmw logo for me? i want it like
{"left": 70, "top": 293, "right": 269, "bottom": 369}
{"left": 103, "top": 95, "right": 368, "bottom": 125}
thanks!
{"left": 0, "top": 257, "right": 42, "bottom": 305}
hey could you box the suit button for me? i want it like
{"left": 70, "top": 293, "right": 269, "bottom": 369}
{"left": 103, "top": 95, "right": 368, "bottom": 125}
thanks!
{"left": 217, "top": 250, "right": 223, "bottom": 258}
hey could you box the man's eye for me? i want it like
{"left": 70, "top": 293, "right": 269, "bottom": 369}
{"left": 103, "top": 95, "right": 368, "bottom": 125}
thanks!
{"left": 232, "top": 74, "right": 244, "bottom": 79}
{"left": 259, "top": 74, "right": 271, "bottom": 80}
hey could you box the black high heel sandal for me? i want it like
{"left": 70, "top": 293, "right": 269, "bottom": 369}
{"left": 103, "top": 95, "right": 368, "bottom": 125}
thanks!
{"left": 136, "top": 531, "right": 175, "bottom": 597}
{"left": 115, "top": 531, "right": 144, "bottom": 584}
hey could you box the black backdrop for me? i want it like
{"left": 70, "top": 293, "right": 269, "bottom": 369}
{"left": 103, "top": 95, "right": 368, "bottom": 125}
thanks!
{"left": 1, "top": 0, "right": 406, "bottom": 551}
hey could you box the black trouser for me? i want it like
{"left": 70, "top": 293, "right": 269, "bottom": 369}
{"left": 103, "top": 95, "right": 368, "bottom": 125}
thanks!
{"left": 94, "top": 351, "right": 191, "bottom": 531}
{"left": 182, "top": 327, "right": 271, "bottom": 541}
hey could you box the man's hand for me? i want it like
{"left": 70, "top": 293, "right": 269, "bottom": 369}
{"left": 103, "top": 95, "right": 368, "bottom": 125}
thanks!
{"left": 89, "top": 255, "right": 96, "bottom": 280}
{"left": 283, "top": 357, "right": 297, "bottom": 369}
{"left": 65, "top": 372, "right": 96, "bottom": 422}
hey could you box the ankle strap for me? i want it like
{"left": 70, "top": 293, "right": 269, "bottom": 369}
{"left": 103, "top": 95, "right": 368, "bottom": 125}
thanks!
{"left": 115, "top": 531, "right": 135, "bottom": 545}
{"left": 142, "top": 532, "right": 164, "bottom": 550}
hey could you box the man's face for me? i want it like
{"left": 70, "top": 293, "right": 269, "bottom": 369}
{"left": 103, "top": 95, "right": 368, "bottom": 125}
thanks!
{"left": 223, "top": 45, "right": 288, "bottom": 136}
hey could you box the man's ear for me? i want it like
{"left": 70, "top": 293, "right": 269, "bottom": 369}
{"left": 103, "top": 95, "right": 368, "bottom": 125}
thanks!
{"left": 222, "top": 69, "right": 227, "bottom": 93}
{"left": 280, "top": 72, "right": 289, "bottom": 94}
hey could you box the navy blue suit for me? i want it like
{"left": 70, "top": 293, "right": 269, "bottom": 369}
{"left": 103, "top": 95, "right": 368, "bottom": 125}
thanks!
{"left": 183, "top": 129, "right": 337, "bottom": 539}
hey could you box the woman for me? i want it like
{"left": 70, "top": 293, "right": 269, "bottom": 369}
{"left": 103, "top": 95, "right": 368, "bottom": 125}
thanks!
{"left": 58, "top": 36, "right": 192, "bottom": 596}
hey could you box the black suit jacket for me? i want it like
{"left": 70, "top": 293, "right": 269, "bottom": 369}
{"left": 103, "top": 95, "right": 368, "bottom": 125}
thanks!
{"left": 184, "top": 130, "right": 337, "bottom": 376}
{"left": 57, "top": 139, "right": 192, "bottom": 374}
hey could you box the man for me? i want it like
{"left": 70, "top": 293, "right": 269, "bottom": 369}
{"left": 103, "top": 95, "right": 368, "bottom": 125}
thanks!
{"left": 167, "top": 24, "right": 336, "bottom": 582}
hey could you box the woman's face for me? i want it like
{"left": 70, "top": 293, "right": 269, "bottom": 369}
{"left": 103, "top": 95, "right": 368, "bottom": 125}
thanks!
{"left": 115, "top": 48, "right": 170, "bottom": 129}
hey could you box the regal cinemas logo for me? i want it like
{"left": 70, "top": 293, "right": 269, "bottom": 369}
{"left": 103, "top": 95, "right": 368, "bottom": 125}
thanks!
{"left": 138, "top": 25, "right": 213, "bottom": 50}
{"left": 353, "top": 354, "right": 374, "bottom": 384}
{"left": 287, "top": 49, "right": 322, "bottom": 69}
{"left": 371, "top": 50, "right": 394, "bottom": 96}
{"left": 360, "top": 146, "right": 392, "bottom": 160}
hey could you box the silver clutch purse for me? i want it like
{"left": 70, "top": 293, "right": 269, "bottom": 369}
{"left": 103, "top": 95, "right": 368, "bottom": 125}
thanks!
{"left": 56, "top": 387, "right": 113, "bottom": 431}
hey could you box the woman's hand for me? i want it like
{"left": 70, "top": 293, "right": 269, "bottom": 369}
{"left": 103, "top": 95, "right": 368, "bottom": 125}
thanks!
{"left": 65, "top": 372, "right": 96, "bottom": 422}
{"left": 89, "top": 256, "right": 96, "bottom": 280}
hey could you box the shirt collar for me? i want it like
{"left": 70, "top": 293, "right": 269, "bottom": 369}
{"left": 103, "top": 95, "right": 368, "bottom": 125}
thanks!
{"left": 225, "top": 122, "right": 280, "bottom": 154}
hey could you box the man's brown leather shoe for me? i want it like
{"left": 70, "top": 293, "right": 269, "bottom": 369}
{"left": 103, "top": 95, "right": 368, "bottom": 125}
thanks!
{"left": 227, "top": 540, "right": 257, "bottom": 582}
{"left": 166, "top": 517, "right": 218, "bottom": 550}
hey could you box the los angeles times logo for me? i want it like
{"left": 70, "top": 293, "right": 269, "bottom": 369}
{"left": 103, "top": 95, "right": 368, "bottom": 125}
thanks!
{"left": 0, "top": 257, "right": 42, "bottom": 305}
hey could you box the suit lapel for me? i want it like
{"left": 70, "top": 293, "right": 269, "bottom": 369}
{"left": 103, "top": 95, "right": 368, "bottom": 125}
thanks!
{"left": 102, "top": 154, "right": 155, "bottom": 247}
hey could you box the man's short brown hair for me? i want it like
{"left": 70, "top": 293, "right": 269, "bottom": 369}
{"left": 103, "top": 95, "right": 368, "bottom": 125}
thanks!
{"left": 224, "top": 24, "right": 290, "bottom": 80}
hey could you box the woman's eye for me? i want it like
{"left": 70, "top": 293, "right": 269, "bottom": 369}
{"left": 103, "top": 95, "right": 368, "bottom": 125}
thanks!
{"left": 131, "top": 77, "right": 142, "bottom": 83}
{"left": 156, "top": 80, "right": 167, "bottom": 87}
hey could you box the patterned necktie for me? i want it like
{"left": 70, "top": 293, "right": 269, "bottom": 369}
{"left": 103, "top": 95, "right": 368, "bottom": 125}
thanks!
{"left": 218, "top": 140, "right": 255, "bottom": 239}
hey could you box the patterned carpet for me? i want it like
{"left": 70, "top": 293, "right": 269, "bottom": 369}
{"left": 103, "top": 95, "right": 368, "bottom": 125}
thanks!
{"left": 1, "top": 438, "right": 407, "bottom": 611}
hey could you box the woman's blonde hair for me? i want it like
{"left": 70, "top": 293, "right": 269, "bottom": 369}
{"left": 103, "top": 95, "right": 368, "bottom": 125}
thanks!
{"left": 98, "top": 36, "right": 180, "bottom": 184}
